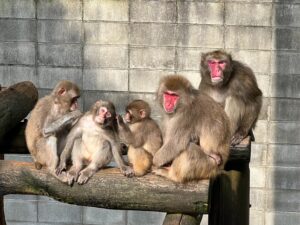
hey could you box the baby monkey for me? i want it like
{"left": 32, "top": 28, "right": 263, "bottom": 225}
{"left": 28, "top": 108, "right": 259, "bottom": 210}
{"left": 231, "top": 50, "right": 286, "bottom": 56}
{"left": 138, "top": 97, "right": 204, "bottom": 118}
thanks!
{"left": 56, "top": 100, "right": 133, "bottom": 185}
{"left": 117, "top": 100, "right": 163, "bottom": 176}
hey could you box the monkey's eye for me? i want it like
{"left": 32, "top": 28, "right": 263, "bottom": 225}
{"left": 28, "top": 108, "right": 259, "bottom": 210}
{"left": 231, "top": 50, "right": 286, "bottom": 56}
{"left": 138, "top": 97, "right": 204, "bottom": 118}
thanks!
{"left": 71, "top": 96, "right": 79, "bottom": 104}
{"left": 218, "top": 61, "right": 226, "bottom": 65}
{"left": 208, "top": 60, "right": 216, "bottom": 65}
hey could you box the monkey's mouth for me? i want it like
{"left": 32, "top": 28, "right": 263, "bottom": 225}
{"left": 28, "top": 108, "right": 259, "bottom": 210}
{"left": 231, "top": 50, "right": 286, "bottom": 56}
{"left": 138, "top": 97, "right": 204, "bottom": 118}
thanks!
{"left": 211, "top": 76, "right": 223, "bottom": 84}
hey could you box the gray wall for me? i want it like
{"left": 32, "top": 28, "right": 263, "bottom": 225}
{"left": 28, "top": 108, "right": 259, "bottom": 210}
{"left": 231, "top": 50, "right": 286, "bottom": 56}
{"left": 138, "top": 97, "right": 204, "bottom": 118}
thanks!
{"left": 0, "top": 0, "right": 299, "bottom": 225}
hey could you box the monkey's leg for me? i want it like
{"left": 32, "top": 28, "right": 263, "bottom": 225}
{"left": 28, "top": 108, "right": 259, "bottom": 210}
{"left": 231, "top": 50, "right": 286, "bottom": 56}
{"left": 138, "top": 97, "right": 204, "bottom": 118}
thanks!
{"left": 36, "top": 136, "right": 68, "bottom": 183}
{"left": 77, "top": 143, "right": 113, "bottom": 185}
{"left": 128, "top": 147, "right": 152, "bottom": 176}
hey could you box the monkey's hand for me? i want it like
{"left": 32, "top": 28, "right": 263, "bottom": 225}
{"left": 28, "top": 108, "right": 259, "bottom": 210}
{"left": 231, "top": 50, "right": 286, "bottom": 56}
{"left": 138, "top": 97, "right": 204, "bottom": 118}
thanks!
{"left": 121, "top": 166, "right": 134, "bottom": 177}
{"left": 56, "top": 161, "right": 67, "bottom": 175}
{"left": 116, "top": 115, "right": 126, "bottom": 127}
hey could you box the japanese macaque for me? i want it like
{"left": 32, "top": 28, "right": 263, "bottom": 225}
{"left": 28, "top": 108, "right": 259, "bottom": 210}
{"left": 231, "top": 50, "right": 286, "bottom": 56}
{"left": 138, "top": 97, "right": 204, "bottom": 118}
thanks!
{"left": 152, "top": 75, "right": 231, "bottom": 183}
{"left": 25, "top": 80, "right": 81, "bottom": 182}
{"left": 199, "top": 50, "right": 262, "bottom": 145}
{"left": 56, "top": 100, "right": 133, "bottom": 185}
{"left": 117, "top": 100, "right": 163, "bottom": 176}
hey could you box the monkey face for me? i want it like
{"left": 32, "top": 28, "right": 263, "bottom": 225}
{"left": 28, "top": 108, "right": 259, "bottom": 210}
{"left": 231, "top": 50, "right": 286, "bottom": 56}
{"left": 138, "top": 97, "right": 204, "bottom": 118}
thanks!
{"left": 163, "top": 91, "right": 179, "bottom": 114}
{"left": 92, "top": 100, "right": 116, "bottom": 128}
{"left": 207, "top": 59, "right": 227, "bottom": 84}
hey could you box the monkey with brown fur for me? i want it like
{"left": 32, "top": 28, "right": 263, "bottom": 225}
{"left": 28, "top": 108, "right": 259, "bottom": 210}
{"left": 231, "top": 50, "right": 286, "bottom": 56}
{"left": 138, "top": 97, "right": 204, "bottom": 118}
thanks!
{"left": 199, "top": 50, "right": 262, "bottom": 145}
{"left": 117, "top": 100, "right": 163, "bottom": 177}
{"left": 25, "top": 80, "right": 81, "bottom": 182}
{"left": 56, "top": 100, "right": 134, "bottom": 185}
{"left": 152, "top": 75, "right": 231, "bottom": 183}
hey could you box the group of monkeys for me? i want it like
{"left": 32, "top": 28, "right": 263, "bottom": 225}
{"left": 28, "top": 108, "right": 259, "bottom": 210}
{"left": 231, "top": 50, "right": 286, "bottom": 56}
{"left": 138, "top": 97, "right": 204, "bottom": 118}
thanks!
{"left": 25, "top": 50, "right": 262, "bottom": 185}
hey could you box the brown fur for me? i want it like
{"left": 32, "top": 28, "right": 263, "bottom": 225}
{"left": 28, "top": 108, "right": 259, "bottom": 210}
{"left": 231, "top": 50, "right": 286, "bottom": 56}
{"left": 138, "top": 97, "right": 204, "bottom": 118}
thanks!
{"left": 56, "top": 100, "right": 133, "bottom": 185}
{"left": 117, "top": 100, "right": 163, "bottom": 176}
{"left": 153, "top": 75, "right": 231, "bottom": 183}
{"left": 25, "top": 80, "right": 80, "bottom": 182}
{"left": 199, "top": 50, "right": 262, "bottom": 145}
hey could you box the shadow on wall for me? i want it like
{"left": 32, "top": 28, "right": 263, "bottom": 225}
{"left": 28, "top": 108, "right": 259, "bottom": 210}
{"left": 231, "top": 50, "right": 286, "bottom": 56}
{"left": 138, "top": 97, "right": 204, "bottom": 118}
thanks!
{"left": 273, "top": 1, "right": 300, "bottom": 225}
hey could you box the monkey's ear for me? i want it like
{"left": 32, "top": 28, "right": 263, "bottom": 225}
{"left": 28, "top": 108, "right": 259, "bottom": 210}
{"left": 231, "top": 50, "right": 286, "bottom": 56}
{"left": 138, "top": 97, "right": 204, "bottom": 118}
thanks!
{"left": 57, "top": 88, "right": 66, "bottom": 96}
{"left": 139, "top": 109, "right": 146, "bottom": 119}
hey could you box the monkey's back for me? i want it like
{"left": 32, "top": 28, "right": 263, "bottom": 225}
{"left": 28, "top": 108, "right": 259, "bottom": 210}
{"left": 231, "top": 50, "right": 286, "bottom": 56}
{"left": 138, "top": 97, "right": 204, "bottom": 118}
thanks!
{"left": 25, "top": 95, "right": 53, "bottom": 157}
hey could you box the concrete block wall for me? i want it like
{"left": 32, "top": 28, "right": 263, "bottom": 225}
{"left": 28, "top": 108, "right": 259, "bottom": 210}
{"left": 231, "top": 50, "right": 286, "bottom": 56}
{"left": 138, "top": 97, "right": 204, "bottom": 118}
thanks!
{"left": 0, "top": 1, "right": 299, "bottom": 225}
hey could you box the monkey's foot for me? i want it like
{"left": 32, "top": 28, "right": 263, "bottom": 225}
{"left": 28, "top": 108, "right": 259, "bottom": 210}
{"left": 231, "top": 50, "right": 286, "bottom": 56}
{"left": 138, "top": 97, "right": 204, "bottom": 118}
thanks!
{"left": 77, "top": 168, "right": 95, "bottom": 185}
{"left": 56, "top": 162, "right": 66, "bottom": 175}
{"left": 67, "top": 170, "right": 80, "bottom": 186}
{"left": 208, "top": 153, "right": 222, "bottom": 166}
{"left": 122, "top": 166, "right": 134, "bottom": 177}
{"left": 152, "top": 167, "right": 169, "bottom": 177}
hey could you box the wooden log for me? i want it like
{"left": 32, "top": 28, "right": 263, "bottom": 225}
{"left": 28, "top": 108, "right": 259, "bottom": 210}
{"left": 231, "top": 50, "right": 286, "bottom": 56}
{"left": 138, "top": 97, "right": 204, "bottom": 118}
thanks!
{"left": 0, "top": 160, "right": 209, "bottom": 214}
{"left": 0, "top": 81, "right": 38, "bottom": 141}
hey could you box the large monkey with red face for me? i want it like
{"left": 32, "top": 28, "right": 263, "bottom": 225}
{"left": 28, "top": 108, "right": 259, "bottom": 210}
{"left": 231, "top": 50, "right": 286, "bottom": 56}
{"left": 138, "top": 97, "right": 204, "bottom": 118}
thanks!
{"left": 25, "top": 80, "right": 81, "bottom": 182}
{"left": 199, "top": 50, "right": 262, "bottom": 145}
{"left": 153, "top": 75, "right": 231, "bottom": 183}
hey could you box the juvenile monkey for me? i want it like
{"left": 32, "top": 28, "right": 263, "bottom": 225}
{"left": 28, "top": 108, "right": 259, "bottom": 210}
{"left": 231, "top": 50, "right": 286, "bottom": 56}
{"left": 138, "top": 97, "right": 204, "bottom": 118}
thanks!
{"left": 153, "top": 75, "right": 231, "bottom": 183}
{"left": 25, "top": 80, "right": 80, "bottom": 182}
{"left": 117, "top": 100, "right": 163, "bottom": 176}
{"left": 56, "top": 100, "right": 133, "bottom": 185}
{"left": 199, "top": 50, "right": 262, "bottom": 145}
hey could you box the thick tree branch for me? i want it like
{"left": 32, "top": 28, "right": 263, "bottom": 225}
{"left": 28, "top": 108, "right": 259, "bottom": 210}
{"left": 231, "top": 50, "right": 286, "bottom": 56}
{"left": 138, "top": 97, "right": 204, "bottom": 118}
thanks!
{"left": 0, "top": 160, "right": 209, "bottom": 214}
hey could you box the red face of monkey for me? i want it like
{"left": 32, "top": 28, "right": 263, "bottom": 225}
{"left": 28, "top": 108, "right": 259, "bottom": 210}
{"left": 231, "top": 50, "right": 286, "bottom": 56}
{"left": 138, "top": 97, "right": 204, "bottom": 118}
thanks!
{"left": 207, "top": 59, "right": 227, "bottom": 84}
{"left": 163, "top": 91, "right": 179, "bottom": 114}
{"left": 92, "top": 101, "right": 115, "bottom": 127}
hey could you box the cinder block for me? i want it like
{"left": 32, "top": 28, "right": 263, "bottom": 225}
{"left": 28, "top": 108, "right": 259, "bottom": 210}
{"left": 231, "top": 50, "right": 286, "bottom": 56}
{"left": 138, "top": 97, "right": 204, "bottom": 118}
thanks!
{"left": 230, "top": 50, "right": 271, "bottom": 74}
{"left": 225, "top": 3, "right": 272, "bottom": 26}
{"left": 253, "top": 120, "right": 268, "bottom": 144}
{"left": 83, "top": 69, "right": 128, "bottom": 91}
{"left": 257, "top": 75, "right": 270, "bottom": 98}
{"left": 266, "top": 190, "right": 300, "bottom": 212}
{"left": 270, "top": 51, "right": 300, "bottom": 75}
{"left": 38, "top": 44, "right": 82, "bottom": 66}
{"left": 38, "top": 67, "right": 82, "bottom": 89}
{"left": 0, "top": 19, "right": 36, "bottom": 41}
{"left": 130, "top": 0, "right": 176, "bottom": 23}
{"left": 37, "top": 20, "right": 82, "bottom": 43}
{"left": 0, "top": 66, "right": 37, "bottom": 87}
{"left": 130, "top": 46, "right": 175, "bottom": 70}
{"left": 178, "top": 2, "right": 224, "bottom": 25}
{"left": 129, "top": 69, "right": 171, "bottom": 93}
{"left": 270, "top": 98, "right": 300, "bottom": 121}
{"left": 0, "top": 42, "right": 35, "bottom": 65}
{"left": 37, "top": 0, "right": 82, "bottom": 20}
{"left": 270, "top": 74, "right": 300, "bottom": 98}
{"left": 4, "top": 154, "right": 33, "bottom": 162}
{"left": 275, "top": 28, "right": 300, "bottom": 50}
{"left": 250, "top": 210, "right": 265, "bottom": 225}
{"left": 250, "top": 188, "right": 266, "bottom": 210}
{"left": 267, "top": 144, "right": 300, "bottom": 167}
{"left": 225, "top": 26, "right": 272, "bottom": 50}
{"left": 269, "top": 122, "right": 300, "bottom": 144}
{"left": 250, "top": 166, "right": 266, "bottom": 188}
{"left": 266, "top": 212, "right": 300, "bottom": 225}
{"left": 130, "top": 23, "right": 176, "bottom": 46}
{"left": 84, "top": 45, "right": 128, "bottom": 68}
{"left": 38, "top": 201, "right": 82, "bottom": 223}
{"left": 266, "top": 167, "right": 300, "bottom": 190}
{"left": 177, "top": 48, "right": 201, "bottom": 71}
{"left": 84, "top": 0, "right": 128, "bottom": 21}
{"left": 4, "top": 199, "right": 37, "bottom": 222}
{"left": 250, "top": 143, "right": 267, "bottom": 166}
{"left": 82, "top": 91, "right": 129, "bottom": 113}
{"left": 85, "top": 22, "right": 128, "bottom": 45}
{"left": 127, "top": 211, "right": 166, "bottom": 225}
{"left": 177, "top": 71, "right": 201, "bottom": 88}
{"left": 83, "top": 207, "right": 126, "bottom": 225}
{"left": 0, "top": 0, "right": 35, "bottom": 18}
{"left": 178, "top": 24, "right": 224, "bottom": 48}
{"left": 274, "top": 4, "right": 300, "bottom": 27}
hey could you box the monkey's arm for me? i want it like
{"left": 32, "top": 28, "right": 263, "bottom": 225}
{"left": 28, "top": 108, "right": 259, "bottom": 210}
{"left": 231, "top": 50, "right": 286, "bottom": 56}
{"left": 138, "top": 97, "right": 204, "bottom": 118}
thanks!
{"left": 43, "top": 110, "right": 82, "bottom": 137}
{"left": 110, "top": 138, "right": 134, "bottom": 177}
{"left": 117, "top": 115, "right": 144, "bottom": 147}
{"left": 56, "top": 126, "right": 82, "bottom": 175}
